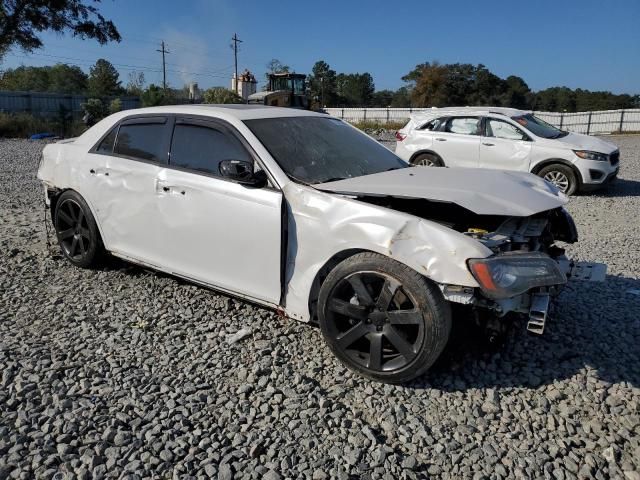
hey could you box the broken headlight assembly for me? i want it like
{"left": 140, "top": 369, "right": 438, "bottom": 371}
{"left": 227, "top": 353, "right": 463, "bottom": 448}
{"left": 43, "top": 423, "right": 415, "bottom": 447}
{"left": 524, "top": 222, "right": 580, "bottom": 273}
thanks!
{"left": 573, "top": 150, "right": 608, "bottom": 162}
{"left": 468, "top": 253, "right": 566, "bottom": 299}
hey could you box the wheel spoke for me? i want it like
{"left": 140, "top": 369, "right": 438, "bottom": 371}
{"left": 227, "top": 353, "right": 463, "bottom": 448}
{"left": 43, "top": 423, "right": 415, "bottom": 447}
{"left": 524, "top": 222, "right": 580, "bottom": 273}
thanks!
{"left": 58, "top": 209, "right": 74, "bottom": 226}
{"left": 59, "top": 228, "right": 75, "bottom": 240}
{"left": 347, "top": 275, "right": 374, "bottom": 306}
{"left": 384, "top": 326, "right": 416, "bottom": 359}
{"left": 69, "top": 236, "right": 78, "bottom": 257}
{"left": 328, "top": 298, "right": 368, "bottom": 320}
{"left": 368, "top": 333, "right": 383, "bottom": 370}
{"left": 80, "top": 227, "right": 91, "bottom": 239}
{"left": 387, "top": 309, "right": 422, "bottom": 325}
{"left": 76, "top": 208, "right": 85, "bottom": 227}
{"left": 336, "top": 321, "right": 368, "bottom": 349}
{"left": 78, "top": 236, "right": 87, "bottom": 255}
{"left": 375, "top": 278, "right": 400, "bottom": 311}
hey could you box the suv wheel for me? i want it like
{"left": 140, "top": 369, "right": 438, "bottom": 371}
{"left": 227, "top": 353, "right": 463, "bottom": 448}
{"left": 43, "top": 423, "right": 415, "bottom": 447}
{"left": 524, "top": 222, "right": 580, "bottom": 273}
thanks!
{"left": 318, "top": 252, "right": 451, "bottom": 383}
{"left": 538, "top": 164, "right": 578, "bottom": 195}
{"left": 412, "top": 153, "right": 444, "bottom": 167}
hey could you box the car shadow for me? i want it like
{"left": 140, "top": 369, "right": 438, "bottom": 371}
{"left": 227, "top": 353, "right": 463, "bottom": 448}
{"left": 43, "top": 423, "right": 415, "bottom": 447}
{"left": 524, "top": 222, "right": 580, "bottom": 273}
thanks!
{"left": 581, "top": 178, "right": 640, "bottom": 198}
{"left": 409, "top": 274, "right": 640, "bottom": 390}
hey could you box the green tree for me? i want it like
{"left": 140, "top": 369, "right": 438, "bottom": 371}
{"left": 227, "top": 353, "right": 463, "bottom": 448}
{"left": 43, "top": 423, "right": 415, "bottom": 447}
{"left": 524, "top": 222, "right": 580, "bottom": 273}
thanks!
{"left": 140, "top": 84, "right": 165, "bottom": 106}
{"left": 390, "top": 87, "right": 411, "bottom": 107}
{"left": 370, "top": 89, "right": 394, "bottom": 107}
{"left": 308, "top": 60, "right": 337, "bottom": 107}
{"left": 0, "top": 0, "right": 120, "bottom": 60}
{"left": 336, "top": 73, "right": 375, "bottom": 106}
{"left": 87, "top": 58, "right": 122, "bottom": 97}
{"left": 202, "top": 87, "right": 243, "bottom": 104}
{"left": 0, "top": 64, "right": 87, "bottom": 93}
{"left": 109, "top": 98, "right": 122, "bottom": 114}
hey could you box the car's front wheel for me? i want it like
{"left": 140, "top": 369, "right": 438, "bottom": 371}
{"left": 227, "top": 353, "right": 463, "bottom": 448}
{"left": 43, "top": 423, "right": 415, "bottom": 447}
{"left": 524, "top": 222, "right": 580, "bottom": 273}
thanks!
{"left": 54, "top": 190, "right": 104, "bottom": 268}
{"left": 411, "top": 152, "right": 444, "bottom": 167}
{"left": 318, "top": 252, "right": 451, "bottom": 383}
{"left": 538, "top": 164, "right": 578, "bottom": 195}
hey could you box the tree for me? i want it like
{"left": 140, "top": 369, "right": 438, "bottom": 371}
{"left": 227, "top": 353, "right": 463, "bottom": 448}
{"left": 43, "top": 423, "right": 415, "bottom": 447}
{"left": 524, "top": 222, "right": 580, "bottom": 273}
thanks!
{"left": 202, "top": 87, "right": 243, "bottom": 104}
{"left": 390, "top": 87, "right": 411, "bottom": 107}
{"left": 87, "top": 58, "right": 121, "bottom": 97}
{"left": 264, "top": 58, "right": 289, "bottom": 85}
{"left": 370, "top": 89, "right": 394, "bottom": 107}
{"left": 308, "top": 60, "right": 337, "bottom": 108}
{"left": 0, "top": 0, "right": 120, "bottom": 60}
{"left": 0, "top": 64, "right": 87, "bottom": 93}
{"left": 126, "top": 71, "right": 145, "bottom": 96}
{"left": 336, "top": 73, "right": 375, "bottom": 106}
{"left": 140, "top": 84, "right": 165, "bottom": 107}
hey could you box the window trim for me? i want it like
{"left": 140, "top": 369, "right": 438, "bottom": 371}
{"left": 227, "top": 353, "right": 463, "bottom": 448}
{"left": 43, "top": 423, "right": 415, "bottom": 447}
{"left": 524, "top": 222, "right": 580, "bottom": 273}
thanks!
{"left": 89, "top": 114, "right": 173, "bottom": 165}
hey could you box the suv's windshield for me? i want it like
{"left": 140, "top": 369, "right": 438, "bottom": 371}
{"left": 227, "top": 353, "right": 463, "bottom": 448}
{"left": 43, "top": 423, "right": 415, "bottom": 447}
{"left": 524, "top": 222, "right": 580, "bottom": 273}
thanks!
{"left": 511, "top": 114, "right": 568, "bottom": 139}
{"left": 244, "top": 116, "right": 407, "bottom": 184}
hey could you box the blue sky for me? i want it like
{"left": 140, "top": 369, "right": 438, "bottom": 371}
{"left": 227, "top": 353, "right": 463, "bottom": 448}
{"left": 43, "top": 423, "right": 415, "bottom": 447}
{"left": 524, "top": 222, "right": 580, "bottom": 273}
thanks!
{"left": 2, "top": 0, "right": 639, "bottom": 94}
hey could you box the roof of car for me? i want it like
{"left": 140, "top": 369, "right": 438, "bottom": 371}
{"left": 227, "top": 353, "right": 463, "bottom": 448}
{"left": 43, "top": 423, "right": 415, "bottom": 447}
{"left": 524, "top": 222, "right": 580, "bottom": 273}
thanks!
{"left": 409, "top": 106, "right": 531, "bottom": 122}
{"left": 116, "top": 104, "right": 324, "bottom": 120}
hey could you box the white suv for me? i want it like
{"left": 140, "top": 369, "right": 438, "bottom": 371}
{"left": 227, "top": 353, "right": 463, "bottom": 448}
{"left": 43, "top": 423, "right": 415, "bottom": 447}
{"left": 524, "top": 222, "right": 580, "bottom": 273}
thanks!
{"left": 395, "top": 107, "right": 620, "bottom": 195}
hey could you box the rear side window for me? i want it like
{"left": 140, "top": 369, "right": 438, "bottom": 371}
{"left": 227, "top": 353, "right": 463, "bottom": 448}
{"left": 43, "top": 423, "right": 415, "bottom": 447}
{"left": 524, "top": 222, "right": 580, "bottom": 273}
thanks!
{"left": 114, "top": 123, "right": 167, "bottom": 162}
{"left": 445, "top": 117, "right": 480, "bottom": 135}
{"left": 419, "top": 118, "right": 445, "bottom": 131}
{"left": 170, "top": 123, "right": 252, "bottom": 176}
{"left": 96, "top": 127, "right": 117, "bottom": 153}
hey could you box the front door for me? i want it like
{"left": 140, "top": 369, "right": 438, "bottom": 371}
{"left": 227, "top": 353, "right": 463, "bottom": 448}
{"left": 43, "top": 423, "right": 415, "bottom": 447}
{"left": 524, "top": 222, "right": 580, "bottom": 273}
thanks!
{"left": 156, "top": 118, "right": 282, "bottom": 304}
{"left": 431, "top": 116, "right": 481, "bottom": 168}
{"left": 479, "top": 117, "right": 532, "bottom": 171}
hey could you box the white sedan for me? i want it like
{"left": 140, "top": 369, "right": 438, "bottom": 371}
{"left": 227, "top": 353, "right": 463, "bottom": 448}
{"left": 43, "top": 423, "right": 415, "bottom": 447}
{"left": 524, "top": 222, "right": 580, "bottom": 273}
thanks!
{"left": 38, "top": 105, "right": 605, "bottom": 383}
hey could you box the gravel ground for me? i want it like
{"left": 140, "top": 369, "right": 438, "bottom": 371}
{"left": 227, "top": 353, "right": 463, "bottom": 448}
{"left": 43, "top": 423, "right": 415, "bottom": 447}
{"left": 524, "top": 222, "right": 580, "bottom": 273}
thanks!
{"left": 1, "top": 135, "right": 639, "bottom": 480}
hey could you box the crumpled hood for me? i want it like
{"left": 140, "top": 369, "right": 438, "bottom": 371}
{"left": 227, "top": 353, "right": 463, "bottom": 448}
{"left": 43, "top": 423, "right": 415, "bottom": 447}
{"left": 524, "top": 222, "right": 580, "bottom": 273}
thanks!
{"left": 550, "top": 132, "right": 618, "bottom": 153}
{"left": 316, "top": 167, "right": 568, "bottom": 217}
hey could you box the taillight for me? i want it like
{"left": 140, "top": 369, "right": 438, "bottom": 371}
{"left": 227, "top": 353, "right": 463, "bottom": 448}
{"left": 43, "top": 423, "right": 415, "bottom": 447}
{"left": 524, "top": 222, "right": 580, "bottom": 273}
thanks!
{"left": 395, "top": 131, "right": 406, "bottom": 141}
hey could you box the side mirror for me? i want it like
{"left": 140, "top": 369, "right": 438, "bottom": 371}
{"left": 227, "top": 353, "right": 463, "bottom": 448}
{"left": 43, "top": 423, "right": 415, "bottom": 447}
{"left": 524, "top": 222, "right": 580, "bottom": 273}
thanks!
{"left": 219, "top": 159, "right": 268, "bottom": 188}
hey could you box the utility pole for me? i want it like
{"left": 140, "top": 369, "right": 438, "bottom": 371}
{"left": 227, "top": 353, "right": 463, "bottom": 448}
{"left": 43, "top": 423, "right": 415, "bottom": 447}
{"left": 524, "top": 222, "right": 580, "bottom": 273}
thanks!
{"left": 156, "top": 41, "right": 170, "bottom": 91}
{"left": 231, "top": 33, "right": 243, "bottom": 93}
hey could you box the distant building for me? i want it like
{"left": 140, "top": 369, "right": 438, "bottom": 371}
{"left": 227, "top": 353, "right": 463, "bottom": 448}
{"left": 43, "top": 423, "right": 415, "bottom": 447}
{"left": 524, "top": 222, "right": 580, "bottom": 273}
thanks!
{"left": 232, "top": 70, "right": 257, "bottom": 100}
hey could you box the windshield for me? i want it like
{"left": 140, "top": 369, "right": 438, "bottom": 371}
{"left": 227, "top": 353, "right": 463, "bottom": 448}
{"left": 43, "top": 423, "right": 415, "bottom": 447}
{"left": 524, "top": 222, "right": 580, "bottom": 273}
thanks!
{"left": 511, "top": 114, "right": 568, "bottom": 139}
{"left": 244, "top": 116, "right": 408, "bottom": 184}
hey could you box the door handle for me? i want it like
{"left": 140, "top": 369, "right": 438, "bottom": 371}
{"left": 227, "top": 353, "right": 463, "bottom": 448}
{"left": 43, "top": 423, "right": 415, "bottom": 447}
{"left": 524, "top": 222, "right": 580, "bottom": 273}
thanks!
{"left": 89, "top": 169, "right": 96, "bottom": 175}
{"left": 482, "top": 142, "right": 495, "bottom": 146}
{"left": 90, "top": 168, "right": 109, "bottom": 176}
{"left": 162, "top": 186, "right": 170, "bottom": 192}
{"left": 435, "top": 138, "right": 447, "bottom": 142}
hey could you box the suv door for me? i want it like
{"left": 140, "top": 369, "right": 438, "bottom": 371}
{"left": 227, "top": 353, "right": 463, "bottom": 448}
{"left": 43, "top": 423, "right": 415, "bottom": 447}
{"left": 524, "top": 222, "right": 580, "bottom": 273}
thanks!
{"left": 84, "top": 115, "right": 172, "bottom": 265}
{"left": 431, "top": 116, "right": 481, "bottom": 168}
{"left": 157, "top": 117, "right": 282, "bottom": 304}
{"left": 480, "top": 117, "right": 532, "bottom": 171}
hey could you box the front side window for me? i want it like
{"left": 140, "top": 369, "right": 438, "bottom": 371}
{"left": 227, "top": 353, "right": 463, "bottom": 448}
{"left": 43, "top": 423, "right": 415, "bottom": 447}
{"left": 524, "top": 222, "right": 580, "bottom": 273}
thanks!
{"left": 512, "top": 114, "right": 567, "bottom": 139}
{"left": 445, "top": 117, "right": 480, "bottom": 135}
{"left": 245, "top": 117, "right": 407, "bottom": 184}
{"left": 170, "top": 124, "right": 252, "bottom": 176}
{"left": 487, "top": 119, "right": 529, "bottom": 141}
{"left": 114, "top": 123, "right": 167, "bottom": 162}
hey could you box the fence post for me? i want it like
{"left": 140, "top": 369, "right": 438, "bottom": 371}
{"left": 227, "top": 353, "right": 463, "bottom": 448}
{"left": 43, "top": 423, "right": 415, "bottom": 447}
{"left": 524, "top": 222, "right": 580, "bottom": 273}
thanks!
{"left": 341, "top": 108, "right": 344, "bottom": 119}
{"left": 386, "top": 107, "right": 390, "bottom": 123}
{"left": 559, "top": 113, "right": 564, "bottom": 129}
{"left": 619, "top": 110, "right": 625, "bottom": 133}
{"left": 586, "top": 112, "right": 593, "bottom": 135}
{"left": 363, "top": 108, "right": 366, "bottom": 122}
{"left": 409, "top": 107, "right": 413, "bottom": 114}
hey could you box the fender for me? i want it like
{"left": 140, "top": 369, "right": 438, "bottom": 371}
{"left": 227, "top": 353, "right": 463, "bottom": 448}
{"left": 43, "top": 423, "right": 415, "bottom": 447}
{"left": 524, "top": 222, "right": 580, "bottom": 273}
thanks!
{"left": 531, "top": 158, "right": 583, "bottom": 184}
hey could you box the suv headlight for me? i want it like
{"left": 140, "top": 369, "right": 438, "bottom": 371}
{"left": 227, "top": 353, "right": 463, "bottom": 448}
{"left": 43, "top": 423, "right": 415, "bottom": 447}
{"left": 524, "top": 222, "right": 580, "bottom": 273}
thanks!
{"left": 468, "top": 253, "right": 566, "bottom": 299}
{"left": 573, "top": 150, "right": 608, "bottom": 162}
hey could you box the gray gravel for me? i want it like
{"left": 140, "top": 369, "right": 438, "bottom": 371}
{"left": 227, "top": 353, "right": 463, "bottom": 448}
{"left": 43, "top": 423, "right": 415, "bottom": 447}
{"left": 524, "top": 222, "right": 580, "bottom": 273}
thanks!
{"left": 1, "top": 135, "right": 639, "bottom": 479}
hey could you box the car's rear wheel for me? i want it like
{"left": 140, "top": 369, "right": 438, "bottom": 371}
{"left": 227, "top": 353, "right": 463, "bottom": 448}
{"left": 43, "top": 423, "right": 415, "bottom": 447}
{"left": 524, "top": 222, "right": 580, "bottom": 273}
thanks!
{"left": 411, "top": 152, "right": 444, "bottom": 167}
{"left": 318, "top": 252, "right": 451, "bottom": 383}
{"left": 538, "top": 164, "right": 578, "bottom": 195}
{"left": 54, "top": 190, "right": 104, "bottom": 268}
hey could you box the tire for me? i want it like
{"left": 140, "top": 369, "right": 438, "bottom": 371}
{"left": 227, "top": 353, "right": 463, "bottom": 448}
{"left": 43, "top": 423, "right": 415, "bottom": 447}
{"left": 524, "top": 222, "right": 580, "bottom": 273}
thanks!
{"left": 318, "top": 252, "right": 451, "bottom": 383}
{"left": 53, "top": 190, "right": 104, "bottom": 268}
{"left": 538, "top": 164, "right": 578, "bottom": 195}
{"left": 411, "top": 152, "right": 444, "bottom": 167}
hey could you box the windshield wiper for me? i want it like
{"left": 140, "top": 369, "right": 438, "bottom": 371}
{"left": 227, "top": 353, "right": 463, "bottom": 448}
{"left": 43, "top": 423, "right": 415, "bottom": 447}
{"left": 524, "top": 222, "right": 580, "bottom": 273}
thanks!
{"left": 321, "top": 177, "right": 348, "bottom": 183}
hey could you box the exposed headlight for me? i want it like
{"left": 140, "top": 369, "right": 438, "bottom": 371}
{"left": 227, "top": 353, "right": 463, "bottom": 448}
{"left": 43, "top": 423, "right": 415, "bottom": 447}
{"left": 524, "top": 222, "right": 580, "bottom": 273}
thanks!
{"left": 468, "top": 253, "right": 566, "bottom": 299}
{"left": 573, "top": 150, "right": 609, "bottom": 162}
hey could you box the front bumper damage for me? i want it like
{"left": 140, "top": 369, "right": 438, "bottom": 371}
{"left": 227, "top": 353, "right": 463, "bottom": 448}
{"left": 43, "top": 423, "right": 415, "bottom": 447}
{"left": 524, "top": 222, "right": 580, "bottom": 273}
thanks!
{"left": 440, "top": 256, "right": 607, "bottom": 335}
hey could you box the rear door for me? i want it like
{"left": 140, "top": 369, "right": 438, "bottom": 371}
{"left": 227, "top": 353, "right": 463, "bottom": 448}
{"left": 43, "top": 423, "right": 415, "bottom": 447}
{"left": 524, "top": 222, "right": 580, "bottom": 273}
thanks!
{"left": 155, "top": 117, "right": 283, "bottom": 304}
{"left": 479, "top": 117, "right": 532, "bottom": 171}
{"left": 84, "top": 115, "right": 172, "bottom": 266}
{"left": 430, "top": 116, "right": 481, "bottom": 168}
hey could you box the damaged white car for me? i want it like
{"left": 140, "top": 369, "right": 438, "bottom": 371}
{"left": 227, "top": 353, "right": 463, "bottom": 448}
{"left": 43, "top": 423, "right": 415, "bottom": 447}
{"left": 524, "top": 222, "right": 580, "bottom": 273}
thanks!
{"left": 37, "top": 106, "right": 606, "bottom": 383}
